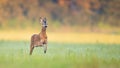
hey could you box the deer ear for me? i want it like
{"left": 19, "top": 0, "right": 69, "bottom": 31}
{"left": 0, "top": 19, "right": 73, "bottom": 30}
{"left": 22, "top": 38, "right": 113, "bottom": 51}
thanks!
{"left": 39, "top": 17, "right": 42, "bottom": 23}
{"left": 40, "top": 17, "right": 42, "bottom": 19}
{"left": 44, "top": 17, "right": 47, "bottom": 20}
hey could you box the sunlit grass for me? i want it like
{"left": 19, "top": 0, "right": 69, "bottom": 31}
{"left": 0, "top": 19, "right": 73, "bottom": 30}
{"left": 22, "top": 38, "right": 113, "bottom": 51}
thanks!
{"left": 0, "top": 41, "right": 120, "bottom": 68}
{"left": 0, "top": 30, "right": 120, "bottom": 44}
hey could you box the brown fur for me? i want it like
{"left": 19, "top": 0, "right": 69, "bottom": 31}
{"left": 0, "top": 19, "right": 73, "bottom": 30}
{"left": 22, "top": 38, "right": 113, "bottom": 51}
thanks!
{"left": 29, "top": 18, "right": 47, "bottom": 55}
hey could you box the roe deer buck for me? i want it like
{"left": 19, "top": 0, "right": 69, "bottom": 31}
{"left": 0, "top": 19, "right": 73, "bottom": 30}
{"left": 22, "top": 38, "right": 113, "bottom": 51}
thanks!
{"left": 30, "top": 17, "right": 48, "bottom": 55}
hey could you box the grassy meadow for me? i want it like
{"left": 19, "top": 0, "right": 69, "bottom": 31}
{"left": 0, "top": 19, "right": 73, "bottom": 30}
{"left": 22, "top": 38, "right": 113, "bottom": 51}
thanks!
{"left": 0, "top": 41, "right": 120, "bottom": 68}
{"left": 0, "top": 30, "right": 120, "bottom": 68}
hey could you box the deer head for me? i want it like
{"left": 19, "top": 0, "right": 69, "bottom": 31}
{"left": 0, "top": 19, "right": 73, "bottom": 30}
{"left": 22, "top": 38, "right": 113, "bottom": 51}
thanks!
{"left": 40, "top": 17, "right": 48, "bottom": 28}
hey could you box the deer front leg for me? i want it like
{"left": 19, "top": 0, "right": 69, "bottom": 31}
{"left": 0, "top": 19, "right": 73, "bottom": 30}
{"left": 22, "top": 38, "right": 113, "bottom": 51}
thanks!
{"left": 30, "top": 44, "right": 34, "bottom": 55}
{"left": 44, "top": 44, "right": 47, "bottom": 53}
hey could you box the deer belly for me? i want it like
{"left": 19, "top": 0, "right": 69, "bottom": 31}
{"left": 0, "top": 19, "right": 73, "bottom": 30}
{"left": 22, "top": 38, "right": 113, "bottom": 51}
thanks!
{"left": 34, "top": 39, "right": 47, "bottom": 47}
{"left": 34, "top": 41, "right": 43, "bottom": 47}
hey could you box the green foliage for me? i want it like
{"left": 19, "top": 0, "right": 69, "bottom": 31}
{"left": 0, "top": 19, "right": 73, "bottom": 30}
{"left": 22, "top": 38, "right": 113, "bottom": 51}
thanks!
{"left": 52, "top": 21, "right": 61, "bottom": 28}
{"left": 7, "top": 19, "right": 17, "bottom": 28}
{"left": 0, "top": 41, "right": 120, "bottom": 68}
{"left": 97, "top": 22, "right": 110, "bottom": 29}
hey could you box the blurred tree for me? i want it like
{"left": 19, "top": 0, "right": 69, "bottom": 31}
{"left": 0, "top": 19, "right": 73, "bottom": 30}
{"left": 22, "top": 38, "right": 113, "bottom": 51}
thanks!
{"left": 0, "top": 0, "right": 119, "bottom": 29}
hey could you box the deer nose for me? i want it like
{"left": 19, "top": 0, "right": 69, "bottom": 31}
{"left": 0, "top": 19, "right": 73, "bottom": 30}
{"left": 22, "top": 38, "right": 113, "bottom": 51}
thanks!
{"left": 45, "top": 25, "right": 48, "bottom": 28}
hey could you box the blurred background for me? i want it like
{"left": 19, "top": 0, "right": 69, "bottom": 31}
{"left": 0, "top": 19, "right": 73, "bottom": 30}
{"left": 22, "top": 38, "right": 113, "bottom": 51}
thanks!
{"left": 0, "top": 1, "right": 120, "bottom": 68}
{"left": 0, "top": 0, "right": 120, "bottom": 43}
{"left": 0, "top": 0, "right": 120, "bottom": 32}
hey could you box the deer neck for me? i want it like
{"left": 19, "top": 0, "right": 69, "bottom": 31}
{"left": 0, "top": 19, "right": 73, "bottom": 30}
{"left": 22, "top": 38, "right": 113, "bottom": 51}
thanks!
{"left": 39, "top": 27, "right": 47, "bottom": 38}
{"left": 41, "top": 27, "right": 46, "bottom": 34}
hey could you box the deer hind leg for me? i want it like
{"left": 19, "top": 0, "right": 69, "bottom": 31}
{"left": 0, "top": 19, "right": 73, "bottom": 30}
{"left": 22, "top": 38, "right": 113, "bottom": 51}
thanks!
{"left": 30, "top": 44, "right": 34, "bottom": 55}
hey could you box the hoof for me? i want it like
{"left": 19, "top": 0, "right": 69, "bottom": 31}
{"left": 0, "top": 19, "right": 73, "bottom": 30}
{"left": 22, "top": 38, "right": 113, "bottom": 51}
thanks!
{"left": 44, "top": 51, "right": 46, "bottom": 53}
{"left": 29, "top": 53, "right": 32, "bottom": 55}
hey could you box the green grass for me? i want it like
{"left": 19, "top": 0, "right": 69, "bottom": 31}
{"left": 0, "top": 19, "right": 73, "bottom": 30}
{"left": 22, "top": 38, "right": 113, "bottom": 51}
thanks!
{"left": 0, "top": 41, "right": 120, "bottom": 68}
